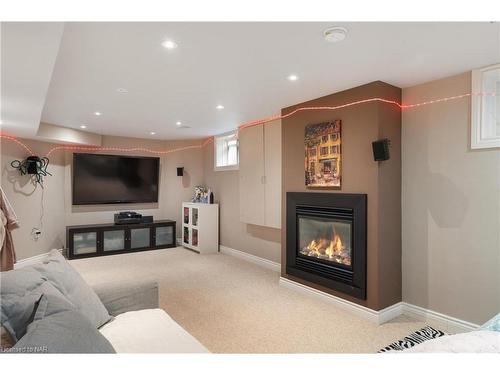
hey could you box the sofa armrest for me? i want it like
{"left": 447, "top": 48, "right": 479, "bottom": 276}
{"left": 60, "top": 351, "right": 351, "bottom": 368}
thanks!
{"left": 92, "top": 279, "right": 159, "bottom": 316}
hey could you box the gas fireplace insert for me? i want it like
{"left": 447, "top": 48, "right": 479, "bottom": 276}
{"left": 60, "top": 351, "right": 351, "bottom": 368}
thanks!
{"left": 286, "top": 192, "right": 367, "bottom": 299}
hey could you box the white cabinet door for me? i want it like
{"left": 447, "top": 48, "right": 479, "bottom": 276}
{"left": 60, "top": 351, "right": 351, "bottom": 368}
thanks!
{"left": 239, "top": 124, "right": 266, "bottom": 225}
{"left": 264, "top": 119, "right": 281, "bottom": 229}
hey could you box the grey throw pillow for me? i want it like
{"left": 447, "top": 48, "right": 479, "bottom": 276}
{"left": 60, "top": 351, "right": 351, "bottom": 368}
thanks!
{"left": 33, "top": 250, "right": 111, "bottom": 328}
{"left": 0, "top": 267, "right": 71, "bottom": 341}
{"left": 9, "top": 294, "right": 115, "bottom": 354}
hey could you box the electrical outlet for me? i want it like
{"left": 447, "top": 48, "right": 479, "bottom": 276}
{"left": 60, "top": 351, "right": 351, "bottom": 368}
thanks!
{"left": 31, "top": 228, "right": 42, "bottom": 241}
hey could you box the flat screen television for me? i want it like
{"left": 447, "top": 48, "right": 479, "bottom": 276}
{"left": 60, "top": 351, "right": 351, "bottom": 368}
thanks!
{"left": 72, "top": 153, "right": 160, "bottom": 205}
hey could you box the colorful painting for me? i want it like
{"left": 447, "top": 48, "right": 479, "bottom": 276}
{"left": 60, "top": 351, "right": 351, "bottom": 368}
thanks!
{"left": 304, "top": 120, "right": 341, "bottom": 189}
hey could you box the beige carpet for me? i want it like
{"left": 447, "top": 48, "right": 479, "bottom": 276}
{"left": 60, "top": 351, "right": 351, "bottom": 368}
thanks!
{"left": 71, "top": 247, "right": 427, "bottom": 353}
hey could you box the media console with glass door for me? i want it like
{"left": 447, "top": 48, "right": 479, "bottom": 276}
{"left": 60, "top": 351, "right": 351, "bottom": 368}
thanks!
{"left": 66, "top": 220, "right": 176, "bottom": 259}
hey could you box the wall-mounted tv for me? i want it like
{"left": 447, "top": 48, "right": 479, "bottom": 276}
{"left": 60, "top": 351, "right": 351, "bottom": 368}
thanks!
{"left": 72, "top": 153, "right": 160, "bottom": 205}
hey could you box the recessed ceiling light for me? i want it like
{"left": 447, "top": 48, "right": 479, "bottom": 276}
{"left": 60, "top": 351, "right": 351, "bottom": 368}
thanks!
{"left": 94, "top": 111, "right": 102, "bottom": 116}
{"left": 323, "top": 27, "right": 347, "bottom": 43}
{"left": 161, "top": 39, "right": 178, "bottom": 50}
{"left": 150, "top": 131, "right": 156, "bottom": 135}
{"left": 216, "top": 105, "right": 224, "bottom": 110}
{"left": 287, "top": 74, "right": 299, "bottom": 82}
{"left": 80, "top": 125, "right": 87, "bottom": 129}
{"left": 176, "top": 121, "right": 182, "bottom": 126}
{"left": 116, "top": 88, "right": 128, "bottom": 93}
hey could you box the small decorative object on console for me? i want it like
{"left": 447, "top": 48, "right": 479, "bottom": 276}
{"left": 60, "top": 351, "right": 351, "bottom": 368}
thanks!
{"left": 192, "top": 186, "right": 209, "bottom": 203}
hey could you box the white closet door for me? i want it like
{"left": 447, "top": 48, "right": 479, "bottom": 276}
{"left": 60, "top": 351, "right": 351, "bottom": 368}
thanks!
{"left": 264, "top": 119, "right": 282, "bottom": 229}
{"left": 239, "top": 124, "right": 266, "bottom": 225}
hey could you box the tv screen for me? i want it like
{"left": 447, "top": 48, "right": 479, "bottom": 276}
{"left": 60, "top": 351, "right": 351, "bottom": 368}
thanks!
{"left": 72, "top": 153, "right": 160, "bottom": 205}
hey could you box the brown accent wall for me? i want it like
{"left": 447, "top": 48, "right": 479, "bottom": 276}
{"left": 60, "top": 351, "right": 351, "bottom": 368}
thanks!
{"left": 281, "top": 81, "right": 402, "bottom": 311}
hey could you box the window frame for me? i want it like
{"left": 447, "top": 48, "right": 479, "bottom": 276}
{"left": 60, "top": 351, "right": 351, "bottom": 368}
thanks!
{"left": 213, "top": 130, "right": 239, "bottom": 171}
{"left": 471, "top": 63, "right": 500, "bottom": 149}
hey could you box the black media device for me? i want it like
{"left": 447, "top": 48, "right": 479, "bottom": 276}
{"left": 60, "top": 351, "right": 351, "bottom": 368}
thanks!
{"left": 114, "top": 211, "right": 143, "bottom": 225}
{"left": 72, "top": 153, "right": 160, "bottom": 205}
{"left": 176, "top": 167, "right": 184, "bottom": 177}
{"left": 372, "top": 139, "right": 390, "bottom": 161}
{"left": 142, "top": 215, "right": 153, "bottom": 224}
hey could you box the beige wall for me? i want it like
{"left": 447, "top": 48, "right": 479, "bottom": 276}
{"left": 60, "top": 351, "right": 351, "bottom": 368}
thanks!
{"left": 402, "top": 72, "right": 500, "bottom": 324}
{"left": 203, "top": 143, "right": 281, "bottom": 263}
{"left": 1, "top": 135, "right": 204, "bottom": 260}
{"left": 1, "top": 139, "right": 66, "bottom": 260}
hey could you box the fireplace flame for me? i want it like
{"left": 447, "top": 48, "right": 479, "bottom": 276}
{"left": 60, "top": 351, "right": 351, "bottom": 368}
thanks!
{"left": 302, "top": 233, "right": 351, "bottom": 266}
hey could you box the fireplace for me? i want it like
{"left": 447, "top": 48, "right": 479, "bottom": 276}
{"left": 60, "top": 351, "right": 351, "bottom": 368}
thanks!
{"left": 286, "top": 192, "right": 367, "bottom": 299}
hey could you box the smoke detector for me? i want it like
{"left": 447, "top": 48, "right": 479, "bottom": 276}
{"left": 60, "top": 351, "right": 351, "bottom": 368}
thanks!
{"left": 323, "top": 27, "right": 347, "bottom": 43}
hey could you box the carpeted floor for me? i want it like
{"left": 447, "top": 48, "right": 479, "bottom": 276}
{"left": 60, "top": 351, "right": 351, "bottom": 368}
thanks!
{"left": 71, "top": 247, "right": 427, "bottom": 353}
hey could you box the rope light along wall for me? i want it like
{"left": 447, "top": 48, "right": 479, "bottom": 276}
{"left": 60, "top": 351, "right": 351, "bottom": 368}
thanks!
{"left": 45, "top": 137, "right": 214, "bottom": 158}
{"left": 0, "top": 92, "right": 496, "bottom": 157}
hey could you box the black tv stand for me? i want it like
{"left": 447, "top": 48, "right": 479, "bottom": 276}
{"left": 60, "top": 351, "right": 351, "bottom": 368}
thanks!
{"left": 66, "top": 220, "right": 176, "bottom": 260}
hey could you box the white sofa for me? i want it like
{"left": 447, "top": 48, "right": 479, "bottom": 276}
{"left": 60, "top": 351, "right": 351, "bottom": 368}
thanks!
{"left": 92, "top": 279, "right": 209, "bottom": 353}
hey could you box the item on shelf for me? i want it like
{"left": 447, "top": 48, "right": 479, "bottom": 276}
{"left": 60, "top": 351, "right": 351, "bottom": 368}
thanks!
{"left": 192, "top": 186, "right": 209, "bottom": 203}
{"left": 209, "top": 190, "right": 214, "bottom": 204}
{"left": 141, "top": 215, "right": 153, "bottom": 224}
{"left": 114, "top": 211, "right": 143, "bottom": 225}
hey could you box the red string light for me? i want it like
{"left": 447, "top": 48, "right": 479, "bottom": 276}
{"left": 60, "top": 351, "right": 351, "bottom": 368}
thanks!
{"left": 238, "top": 92, "right": 496, "bottom": 129}
{"left": 45, "top": 137, "right": 214, "bottom": 158}
{"left": 0, "top": 92, "right": 495, "bottom": 157}
{"left": 0, "top": 134, "right": 35, "bottom": 156}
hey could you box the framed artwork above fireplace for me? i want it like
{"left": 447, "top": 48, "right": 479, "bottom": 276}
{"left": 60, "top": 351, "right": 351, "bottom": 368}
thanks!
{"left": 304, "top": 120, "right": 342, "bottom": 189}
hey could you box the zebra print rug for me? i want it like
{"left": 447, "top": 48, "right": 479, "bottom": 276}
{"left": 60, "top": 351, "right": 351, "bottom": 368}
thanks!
{"left": 379, "top": 326, "right": 446, "bottom": 352}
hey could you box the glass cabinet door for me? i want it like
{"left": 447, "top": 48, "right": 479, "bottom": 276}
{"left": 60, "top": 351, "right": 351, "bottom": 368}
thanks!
{"left": 155, "top": 226, "right": 174, "bottom": 247}
{"left": 103, "top": 229, "right": 126, "bottom": 252}
{"left": 192, "top": 208, "right": 198, "bottom": 226}
{"left": 192, "top": 228, "right": 198, "bottom": 247}
{"left": 73, "top": 232, "right": 98, "bottom": 255}
{"left": 183, "top": 226, "right": 189, "bottom": 245}
{"left": 183, "top": 207, "right": 189, "bottom": 224}
{"left": 130, "top": 228, "right": 150, "bottom": 249}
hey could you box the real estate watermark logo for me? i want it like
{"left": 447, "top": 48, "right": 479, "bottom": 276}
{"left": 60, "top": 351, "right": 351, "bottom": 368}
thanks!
{"left": 1, "top": 345, "right": 48, "bottom": 353}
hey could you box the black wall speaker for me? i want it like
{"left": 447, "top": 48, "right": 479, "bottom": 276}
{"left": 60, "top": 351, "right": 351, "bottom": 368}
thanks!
{"left": 372, "top": 139, "right": 390, "bottom": 161}
{"left": 176, "top": 167, "right": 184, "bottom": 177}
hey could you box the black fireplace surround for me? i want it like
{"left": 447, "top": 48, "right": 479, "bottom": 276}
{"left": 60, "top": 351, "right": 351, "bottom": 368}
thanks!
{"left": 286, "top": 192, "right": 367, "bottom": 299}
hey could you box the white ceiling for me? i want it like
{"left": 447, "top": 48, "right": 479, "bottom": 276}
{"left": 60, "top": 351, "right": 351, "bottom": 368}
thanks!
{"left": 1, "top": 22, "right": 64, "bottom": 138}
{"left": 3, "top": 22, "right": 500, "bottom": 140}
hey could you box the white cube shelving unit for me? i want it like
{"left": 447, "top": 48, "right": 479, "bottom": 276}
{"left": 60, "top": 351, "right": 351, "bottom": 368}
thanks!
{"left": 182, "top": 202, "right": 219, "bottom": 254}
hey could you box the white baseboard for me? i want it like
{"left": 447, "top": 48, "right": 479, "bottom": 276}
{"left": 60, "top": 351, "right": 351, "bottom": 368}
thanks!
{"left": 219, "top": 245, "right": 281, "bottom": 272}
{"left": 14, "top": 249, "right": 63, "bottom": 269}
{"left": 279, "top": 276, "right": 479, "bottom": 331}
{"left": 402, "top": 302, "right": 479, "bottom": 333}
{"left": 279, "top": 276, "right": 393, "bottom": 324}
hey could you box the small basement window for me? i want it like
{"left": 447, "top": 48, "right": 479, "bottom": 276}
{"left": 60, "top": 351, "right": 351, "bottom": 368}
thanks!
{"left": 471, "top": 63, "right": 500, "bottom": 149}
{"left": 214, "top": 131, "right": 239, "bottom": 171}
